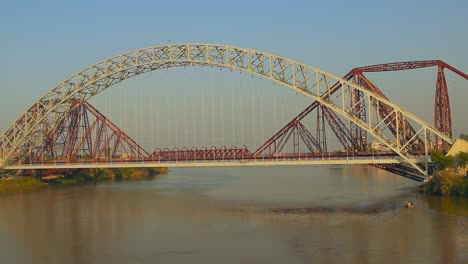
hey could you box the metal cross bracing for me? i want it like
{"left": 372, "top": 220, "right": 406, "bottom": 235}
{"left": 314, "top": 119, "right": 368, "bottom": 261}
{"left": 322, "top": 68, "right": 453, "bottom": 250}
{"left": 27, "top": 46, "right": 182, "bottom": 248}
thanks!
{"left": 10, "top": 99, "right": 422, "bottom": 172}
{"left": 0, "top": 92, "right": 425, "bottom": 182}
{"left": 0, "top": 43, "right": 462, "bottom": 179}
{"left": 14, "top": 100, "right": 150, "bottom": 166}
{"left": 354, "top": 60, "right": 467, "bottom": 151}
{"left": 0, "top": 97, "right": 430, "bottom": 182}
{"left": 261, "top": 60, "right": 466, "bottom": 179}
{"left": 150, "top": 146, "right": 253, "bottom": 161}
{"left": 253, "top": 102, "right": 358, "bottom": 157}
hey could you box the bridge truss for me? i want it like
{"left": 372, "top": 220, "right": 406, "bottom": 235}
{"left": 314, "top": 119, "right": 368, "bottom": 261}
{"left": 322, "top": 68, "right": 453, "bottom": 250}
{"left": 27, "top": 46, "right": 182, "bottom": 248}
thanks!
{"left": 1, "top": 43, "right": 465, "bottom": 180}
{"left": 253, "top": 60, "right": 466, "bottom": 179}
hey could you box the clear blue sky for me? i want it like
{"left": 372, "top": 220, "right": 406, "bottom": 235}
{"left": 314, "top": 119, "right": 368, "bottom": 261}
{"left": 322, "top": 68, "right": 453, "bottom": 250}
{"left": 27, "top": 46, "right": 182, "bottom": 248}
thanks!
{"left": 0, "top": 0, "right": 467, "bottom": 148}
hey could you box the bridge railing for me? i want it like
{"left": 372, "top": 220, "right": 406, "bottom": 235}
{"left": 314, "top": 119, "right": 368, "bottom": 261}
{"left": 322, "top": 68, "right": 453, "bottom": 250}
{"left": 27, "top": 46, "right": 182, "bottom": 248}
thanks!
{"left": 8, "top": 151, "right": 422, "bottom": 167}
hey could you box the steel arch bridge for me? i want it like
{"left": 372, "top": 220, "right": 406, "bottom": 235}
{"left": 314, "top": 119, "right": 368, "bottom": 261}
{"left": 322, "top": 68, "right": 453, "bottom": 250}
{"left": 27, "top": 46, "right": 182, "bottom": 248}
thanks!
{"left": 0, "top": 43, "right": 464, "bottom": 180}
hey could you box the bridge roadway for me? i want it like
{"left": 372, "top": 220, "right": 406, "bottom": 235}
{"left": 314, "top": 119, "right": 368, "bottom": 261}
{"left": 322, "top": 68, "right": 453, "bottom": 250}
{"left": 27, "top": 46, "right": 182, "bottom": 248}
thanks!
{"left": 4, "top": 155, "right": 425, "bottom": 170}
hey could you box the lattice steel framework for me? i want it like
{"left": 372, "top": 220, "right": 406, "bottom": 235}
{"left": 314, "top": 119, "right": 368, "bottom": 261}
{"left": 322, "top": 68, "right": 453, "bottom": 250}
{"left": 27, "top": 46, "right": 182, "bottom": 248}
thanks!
{"left": 19, "top": 100, "right": 149, "bottom": 164}
{"left": 261, "top": 60, "right": 466, "bottom": 178}
{"left": 150, "top": 146, "right": 253, "bottom": 161}
{"left": 0, "top": 43, "right": 455, "bottom": 175}
{"left": 355, "top": 60, "right": 467, "bottom": 151}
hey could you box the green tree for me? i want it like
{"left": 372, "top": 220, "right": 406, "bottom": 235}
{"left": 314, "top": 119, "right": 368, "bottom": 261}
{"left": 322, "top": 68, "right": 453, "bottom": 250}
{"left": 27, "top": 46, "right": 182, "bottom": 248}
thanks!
{"left": 431, "top": 151, "right": 455, "bottom": 170}
{"left": 456, "top": 152, "right": 468, "bottom": 168}
{"left": 427, "top": 169, "right": 466, "bottom": 197}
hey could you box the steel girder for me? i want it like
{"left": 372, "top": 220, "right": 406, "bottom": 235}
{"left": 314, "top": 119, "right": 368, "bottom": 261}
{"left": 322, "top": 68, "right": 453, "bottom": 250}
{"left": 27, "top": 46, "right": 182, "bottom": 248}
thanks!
{"left": 347, "top": 70, "right": 425, "bottom": 154}
{"left": 434, "top": 66, "right": 451, "bottom": 151}
{"left": 253, "top": 101, "right": 324, "bottom": 156}
{"left": 355, "top": 60, "right": 467, "bottom": 151}
{"left": 150, "top": 146, "right": 253, "bottom": 161}
{"left": 21, "top": 101, "right": 149, "bottom": 164}
{"left": 0, "top": 43, "right": 454, "bottom": 175}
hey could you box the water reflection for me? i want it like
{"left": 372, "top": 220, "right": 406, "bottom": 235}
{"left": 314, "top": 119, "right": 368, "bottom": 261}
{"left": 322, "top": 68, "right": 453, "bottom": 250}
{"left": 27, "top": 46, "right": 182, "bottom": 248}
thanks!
{"left": 0, "top": 166, "right": 466, "bottom": 263}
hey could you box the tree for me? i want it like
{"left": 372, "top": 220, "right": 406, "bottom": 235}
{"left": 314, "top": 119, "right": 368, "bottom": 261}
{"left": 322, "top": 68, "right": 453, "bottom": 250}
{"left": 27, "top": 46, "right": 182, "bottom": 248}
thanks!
{"left": 431, "top": 151, "right": 455, "bottom": 170}
{"left": 457, "top": 152, "right": 468, "bottom": 168}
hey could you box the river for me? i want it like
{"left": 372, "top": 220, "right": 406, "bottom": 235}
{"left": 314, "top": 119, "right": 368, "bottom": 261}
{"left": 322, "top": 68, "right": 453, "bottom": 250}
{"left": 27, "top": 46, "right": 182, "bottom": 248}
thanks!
{"left": 0, "top": 165, "right": 467, "bottom": 263}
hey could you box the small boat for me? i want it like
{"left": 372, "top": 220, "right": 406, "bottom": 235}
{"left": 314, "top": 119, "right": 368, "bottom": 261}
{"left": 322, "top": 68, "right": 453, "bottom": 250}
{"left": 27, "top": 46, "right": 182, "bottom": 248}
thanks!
{"left": 405, "top": 201, "right": 414, "bottom": 208}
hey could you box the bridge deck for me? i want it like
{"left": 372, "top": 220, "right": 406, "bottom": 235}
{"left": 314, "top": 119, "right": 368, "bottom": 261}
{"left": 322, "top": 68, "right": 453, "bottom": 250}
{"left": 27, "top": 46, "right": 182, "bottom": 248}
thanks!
{"left": 5, "top": 156, "right": 424, "bottom": 170}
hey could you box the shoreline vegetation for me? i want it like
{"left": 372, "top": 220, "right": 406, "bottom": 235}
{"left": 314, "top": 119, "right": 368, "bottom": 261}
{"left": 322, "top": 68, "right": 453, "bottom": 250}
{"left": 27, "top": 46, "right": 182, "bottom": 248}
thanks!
{"left": 419, "top": 168, "right": 468, "bottom": 197}
{"left": 0, "top": 167, "right": 168, "bottom": 195}
{"left": 419, "top": 143, "right": 468, "bottom": 197}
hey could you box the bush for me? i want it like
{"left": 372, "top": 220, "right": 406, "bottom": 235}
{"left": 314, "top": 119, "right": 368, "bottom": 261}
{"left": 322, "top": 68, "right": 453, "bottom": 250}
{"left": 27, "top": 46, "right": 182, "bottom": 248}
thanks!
{"left": 423, "top": 169, "right": 468, "bottom": 197}
{"left": 431, "top": 151, "right": 455, "bottom": 170}
{"left": 456, "top": 152, "right": 468, "bottom": 169}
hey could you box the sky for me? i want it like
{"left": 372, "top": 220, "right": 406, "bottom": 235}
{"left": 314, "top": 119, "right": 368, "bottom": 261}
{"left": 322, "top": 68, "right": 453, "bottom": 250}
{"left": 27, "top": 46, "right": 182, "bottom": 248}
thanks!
{"left": 0, "top": 0, "right": 467, "bottom": 150}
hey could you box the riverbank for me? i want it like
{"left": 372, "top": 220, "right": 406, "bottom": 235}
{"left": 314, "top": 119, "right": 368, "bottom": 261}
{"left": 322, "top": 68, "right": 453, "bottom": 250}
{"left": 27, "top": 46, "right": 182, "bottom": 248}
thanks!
{"left": 419, "top": 168, "right": 468, "bottom": 197}
{"left": 47, "top": 167, "right": 168, "bottom": 184}
{"left": 0, "top": 167, "right": 168, "bottom": 194}
{"left": 0, "top": 176, "right": 46, "bottom": 195}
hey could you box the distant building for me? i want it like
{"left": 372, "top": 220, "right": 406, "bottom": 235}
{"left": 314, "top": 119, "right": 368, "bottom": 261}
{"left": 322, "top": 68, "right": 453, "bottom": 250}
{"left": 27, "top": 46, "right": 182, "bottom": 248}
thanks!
{"left": 446, "top": 139, "right": 468, "bottom": 156}
{"left": 120, "top": 152, "right": 134, "bottom": 159}
{"left": 446, "top": 139, "right": 468, "bottom": 175}
{"left": 370, "top": 140, "right": 391, "bottom": 152}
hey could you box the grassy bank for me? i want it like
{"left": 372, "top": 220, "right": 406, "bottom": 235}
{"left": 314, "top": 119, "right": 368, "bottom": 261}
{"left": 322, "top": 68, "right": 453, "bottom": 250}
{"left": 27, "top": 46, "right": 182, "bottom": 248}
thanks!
{"left": 0, "top": 167, "right": 168, "bottom": 194}
{"left": 0, "top": 176, "right": 47, "bottom": 195}
{"left": 419, "top": 169, "right": 468, "bottom": 197}
{"left": 45, "top": 167, "right": 168, "bottom": 184}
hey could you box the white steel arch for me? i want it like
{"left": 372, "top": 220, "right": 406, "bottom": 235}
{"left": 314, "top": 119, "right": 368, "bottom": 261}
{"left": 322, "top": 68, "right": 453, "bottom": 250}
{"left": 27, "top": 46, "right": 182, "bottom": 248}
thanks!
{"left": 0, "top": 43, "right": 454, "bottom": 175}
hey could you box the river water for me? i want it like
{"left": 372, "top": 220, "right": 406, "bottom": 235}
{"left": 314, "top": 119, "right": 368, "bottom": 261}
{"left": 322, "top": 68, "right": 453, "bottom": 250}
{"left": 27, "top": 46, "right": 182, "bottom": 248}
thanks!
{"left": 0, "top": 165, "right": 467, "bottom": 263}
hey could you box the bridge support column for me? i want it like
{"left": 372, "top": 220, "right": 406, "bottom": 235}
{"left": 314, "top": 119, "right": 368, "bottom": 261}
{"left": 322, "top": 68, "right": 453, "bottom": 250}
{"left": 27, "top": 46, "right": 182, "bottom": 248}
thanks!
{"left": 434, "top": 66, "right": 452, "bottom": 152}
